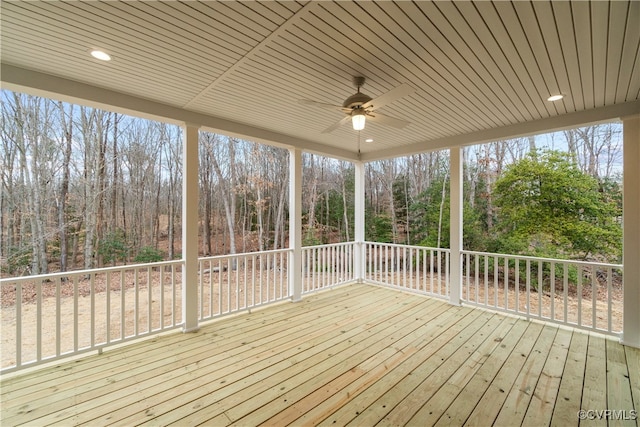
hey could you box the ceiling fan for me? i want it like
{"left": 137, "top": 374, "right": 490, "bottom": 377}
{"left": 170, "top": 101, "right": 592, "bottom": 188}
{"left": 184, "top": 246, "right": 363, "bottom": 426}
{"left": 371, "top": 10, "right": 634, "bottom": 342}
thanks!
{"left": 299, "top": 76, "right": 415, "bottom": 133}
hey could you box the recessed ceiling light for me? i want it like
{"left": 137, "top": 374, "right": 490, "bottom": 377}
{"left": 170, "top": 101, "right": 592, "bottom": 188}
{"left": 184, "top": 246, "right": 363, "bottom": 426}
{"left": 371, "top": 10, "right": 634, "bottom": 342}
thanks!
{"left": 90, "top": 50, "right": 111, "bottom": 61}
{"left": 547, "top": 94, "right": 564, "bottom": 102}
{"left": 365, "top": 138, "right": 374, "bottom": 143}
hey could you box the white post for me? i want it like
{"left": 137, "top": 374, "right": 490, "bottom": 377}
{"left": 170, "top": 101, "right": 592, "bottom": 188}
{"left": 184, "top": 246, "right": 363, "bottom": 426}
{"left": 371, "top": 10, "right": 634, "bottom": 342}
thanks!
{"left": 354, "top": 161, "right": 366, "bottom": 283}
{"left": 289, "top": 148, "right": 303, "bottom": 301}
{"left": 449, "top": 146, "right": 463, "bottom": 306}
{"left": 622, "top": 114, "right": 640, "bottom": 348}
{"left": 181, "top": 124, "right": 199, "bottom": 332}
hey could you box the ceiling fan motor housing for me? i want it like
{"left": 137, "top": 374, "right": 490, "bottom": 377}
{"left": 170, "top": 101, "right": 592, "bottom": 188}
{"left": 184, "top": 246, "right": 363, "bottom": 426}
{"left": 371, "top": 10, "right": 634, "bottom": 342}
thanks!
{"left": 343, "top": 92, "right": 372, "bottom": 109}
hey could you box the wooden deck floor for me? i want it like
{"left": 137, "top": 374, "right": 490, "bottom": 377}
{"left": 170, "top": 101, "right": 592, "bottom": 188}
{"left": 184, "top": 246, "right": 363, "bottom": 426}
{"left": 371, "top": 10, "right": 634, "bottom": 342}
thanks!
{"left": 1, "top": 283, "right": 638, "bottom": 427}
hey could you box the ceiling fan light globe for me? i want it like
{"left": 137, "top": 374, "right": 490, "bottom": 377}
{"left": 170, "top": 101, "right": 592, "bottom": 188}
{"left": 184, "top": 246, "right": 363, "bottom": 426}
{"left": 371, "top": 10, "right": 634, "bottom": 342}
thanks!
{"left": 352, "top": 113, "right": 366, "bottom": 130}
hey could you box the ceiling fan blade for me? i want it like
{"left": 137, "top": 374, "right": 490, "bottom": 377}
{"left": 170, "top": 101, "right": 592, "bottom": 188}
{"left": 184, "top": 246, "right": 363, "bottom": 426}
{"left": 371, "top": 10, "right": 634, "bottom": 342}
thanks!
{"left": 362, "top": 83, "right": 414, "bottom": 111}
{"left": 298, "top": 99, "right": 344, "bottom": 112}
{"left": 366, "top": 111, "right": 410, "bottom": 129}
{"left": 321, "top": 115, "right": 351, "bottom": 133}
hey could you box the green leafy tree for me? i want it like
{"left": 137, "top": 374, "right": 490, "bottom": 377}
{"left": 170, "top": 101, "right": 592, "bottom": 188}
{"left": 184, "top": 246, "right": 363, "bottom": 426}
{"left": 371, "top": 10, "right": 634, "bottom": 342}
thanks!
{"left": 409, "top": 178, "right": 485, "bottom": 249}
{"left": 366, "top": 213, "right": 394, "bottom": 243}
{"left": 134, "top": 246, "right": 164, "bottom": 263}
{"left": 98, "top": 229, "right": 129, "bottom": 266}
{"left": 491, "top": 150, "right": 621, "bottom": 261}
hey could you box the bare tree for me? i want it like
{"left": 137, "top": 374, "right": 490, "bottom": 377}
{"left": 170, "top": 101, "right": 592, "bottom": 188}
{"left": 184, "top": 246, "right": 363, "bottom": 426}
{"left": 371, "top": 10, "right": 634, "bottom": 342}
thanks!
{"left": 56, "top": 101, "right": 73, "bottom": 272}
{"left": 202, "top": 133, "right": 238, "bottom": 258}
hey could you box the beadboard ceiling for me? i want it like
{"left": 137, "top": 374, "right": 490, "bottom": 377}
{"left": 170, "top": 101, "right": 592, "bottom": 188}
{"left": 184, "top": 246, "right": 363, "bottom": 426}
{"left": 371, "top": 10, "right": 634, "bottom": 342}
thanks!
{"left": 1, "top": 1, "right": 639, "bottom": 161}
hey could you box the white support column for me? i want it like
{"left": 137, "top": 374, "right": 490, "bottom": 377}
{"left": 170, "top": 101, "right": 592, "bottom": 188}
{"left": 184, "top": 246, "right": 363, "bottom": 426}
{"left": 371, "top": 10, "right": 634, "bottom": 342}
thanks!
{"left": 289, "top": 148, "right": 303, "bottom": 301}
{"left": 449, "top": 146, "right": 463, "bottom": 306}
{"left": 622, "top": 114, "right": 640, "bottom": 348}
{"left": 354, "top": 161, "right": 366, "bottom": 283}
{"left": 182, "top": 124, "right": 199, "bottom": 332}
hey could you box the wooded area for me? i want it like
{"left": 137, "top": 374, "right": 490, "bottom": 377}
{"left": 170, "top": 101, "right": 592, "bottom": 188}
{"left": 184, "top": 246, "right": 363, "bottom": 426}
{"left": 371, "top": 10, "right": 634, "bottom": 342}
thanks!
{"left": 0, "top": 91, "right": 623, "bottom": 277}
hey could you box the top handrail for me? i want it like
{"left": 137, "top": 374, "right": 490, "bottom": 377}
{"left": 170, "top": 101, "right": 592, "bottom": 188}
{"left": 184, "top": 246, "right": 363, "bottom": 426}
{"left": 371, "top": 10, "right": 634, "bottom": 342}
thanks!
{"left": 460, "top": 249, "right": 622, "bottom": 269}
{"left": 365, "top": 241, "right": 451, "bottom": 252}
{"left": 0, "top": 259, "right": 185, "bottom": 284}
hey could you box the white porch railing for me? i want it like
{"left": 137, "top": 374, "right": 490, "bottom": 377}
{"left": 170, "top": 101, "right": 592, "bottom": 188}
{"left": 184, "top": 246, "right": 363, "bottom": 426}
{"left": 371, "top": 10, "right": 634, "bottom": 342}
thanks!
{"left": 198, "top": 249, "right": 291, "bottom": 321}
{"left": 0, "top": 243, "right": 624, "bottom": 373}
{"left": 460, "top": 250, "right": 623, "bottom": 334}
{"left": 365, "top": 242, "right": 450, "bottom": 299}
{"left": 0, "top": 245, "right": 353, "bottom": 373}
{"left": 0, "top": 260, "right": 184, "bottom": 373}
{"left": 302, "top": 242, "right": 355, "bottom": 294}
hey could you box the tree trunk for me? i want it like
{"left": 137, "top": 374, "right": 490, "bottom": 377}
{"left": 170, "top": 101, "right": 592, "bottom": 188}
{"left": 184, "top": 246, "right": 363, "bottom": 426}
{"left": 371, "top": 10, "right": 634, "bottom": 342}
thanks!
{"left": 58, "top": 101, "right": 73, "bottom": 272}
{"left": 305, "top": 154, "right": 318, "bottom": 238}
{"left": 95, "top": 112, "right": 109, "bottom": 267}
{"left": 209, "top": 134, "right": 237, "bottom": 261}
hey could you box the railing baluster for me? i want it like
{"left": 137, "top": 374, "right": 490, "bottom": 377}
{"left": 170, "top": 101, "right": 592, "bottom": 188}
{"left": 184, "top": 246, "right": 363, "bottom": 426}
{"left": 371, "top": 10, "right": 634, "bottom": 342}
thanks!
{"left": 238, "top": 255, "right": 242, "bottom": 309}
{"left": 410, "top": 248, "right": 415, "bottom": 290}
{"left": 430, "top": 250, "right": 434, "bottom": 295}
{"left": 372, "top": 244, "right": 377, "bottom": 282}
{"left": 56, "top": 277, "right": 61, "bottom": 356}
{"left": 577, "top": 265, "right": 583, "bottom": 328}
{"left": 607, "top": 267, "right": 613, "bottom": 333}
{"left": 563, "top": 264, "right": 569, "bottom": 324}
{"left": 493, "top": 255, "right": 499, "bottom": 308}
{"left": 538, "top": 261, "right": 543, "bottom": 319}
{"left": 227, "top": 258, "right": 231, "bottom": 312}
{"left": 36, "top": 279, "right": 42, "bottom": 362}
{"left": 550, "top": 261, "right": 556, "bottom": 321}
{"left": 439, "top": 250, "right": 443, "bottom": 296}
{"left": 16, "top": 283, "right": 22, "bottom": 368}
{"left": 515, "top": 259, "right": 519, "bottom": 314}
{"left": 133, "top": 268, "right": 139, "bottom": 337}
{"left": 592, "top": 265, "right": 597, "bottom": 330}
{"left": 332, "top": 245, "right": 335, "bottom": 286}
{"left": 280, "top": 251, "right": 284, "bottom": 298}
{"left": 525, "top": 260, "right": 531, "bottom": 320}
{"left": 504, "top": 257, "right": 508, "bottom": 310}
{"left": 147, "top": 267, "right": 152, "bottom": 333}
{"left": 484, "top": 255, "right": 489, "bottom": 306}
{"left": 160, "top": 266, "right": 165, "bottom": 330}
{"left": 106, "top": 271, "right": 111, "bottom": 342}
{"left": 473, "top": 255, "right": 480, "bottom": 302}
{"left": 73, "top": 276, "right": 79, "bottom": 351}
{"left": 121, "top": 270, "right": 126, "bottom": 340}
{"left": 244, "top": 255, "right": 249, "bottom": 308}
{"left": 171, "top": 265, "right": 176, "bottom": 326}
{"left": 90, "top": 273, "right": 95, "bottom": 348}
{"left": 219, "top": 260, "right": 224, "bottom": 314}
{"left": 314, "top": 247, "right": 318, "bottom": 291}
{"left": 402, "top": 247, "right": 407, "bottom": 289}
{"left": 198, "top": 260, "right": 204, "bottom": 319}
{"left": 251, "top": 255, "right": 256, "bottom": 307}
{"left": 419, "top": 248, "right": 425, "bottom": 293}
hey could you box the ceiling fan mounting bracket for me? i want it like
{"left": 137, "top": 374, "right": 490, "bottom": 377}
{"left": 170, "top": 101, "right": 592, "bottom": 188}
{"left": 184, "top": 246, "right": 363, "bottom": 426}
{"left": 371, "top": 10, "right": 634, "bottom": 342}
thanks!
{"left": 353, "top": 76, "right": 366, "bottom": 88}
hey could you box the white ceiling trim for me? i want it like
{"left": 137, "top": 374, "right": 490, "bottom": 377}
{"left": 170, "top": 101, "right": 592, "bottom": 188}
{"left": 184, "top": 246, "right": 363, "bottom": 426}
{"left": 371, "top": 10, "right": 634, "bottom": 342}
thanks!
{"left": 361, "top": 101, "right": 640, "bottom": 161}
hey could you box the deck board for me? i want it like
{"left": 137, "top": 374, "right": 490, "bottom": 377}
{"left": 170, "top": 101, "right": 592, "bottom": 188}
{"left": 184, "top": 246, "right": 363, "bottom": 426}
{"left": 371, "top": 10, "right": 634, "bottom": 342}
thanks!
{"left": 1, "top": 283, "right": 638, "bottom": 427}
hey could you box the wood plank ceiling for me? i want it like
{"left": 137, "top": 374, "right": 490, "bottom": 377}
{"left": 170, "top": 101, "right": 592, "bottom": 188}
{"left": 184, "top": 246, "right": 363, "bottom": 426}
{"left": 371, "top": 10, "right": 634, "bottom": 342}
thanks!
{"left": 1, "top": 1, "right": 639, "bottom": 161}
